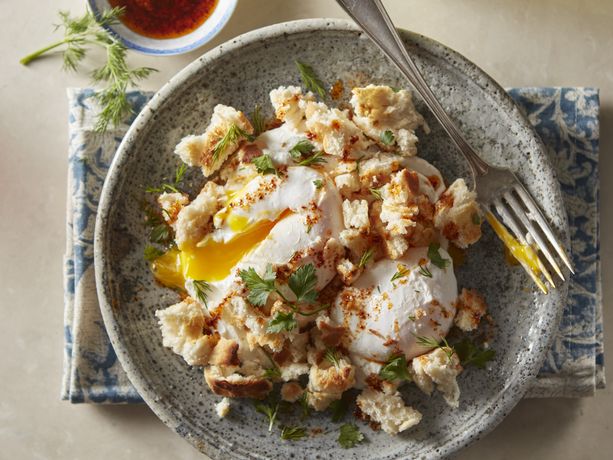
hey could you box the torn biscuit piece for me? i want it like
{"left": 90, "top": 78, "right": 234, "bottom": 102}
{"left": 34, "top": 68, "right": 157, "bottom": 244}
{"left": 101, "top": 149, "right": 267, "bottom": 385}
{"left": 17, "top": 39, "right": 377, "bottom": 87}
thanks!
{"left": 434, "top": 178, "right": 482, "bottom": 248}
{"left": 356, "top": 387, "right": 422, "bottom": 434}
{"left": 337, "top": 258, "right": 361, "bottom": 285}
{"left": 380, "top": 169, "right": 419, "bottom": 237}
{"left": 215, "top": 397, "right": 231, "bottom": 418}
{"left": 454, "top": 288, "right": 487, "bottom": 332}
{"left": 342, "top": 199, "right": 370, "bottom": 232}
{"left": 269, "top": 85, "right": 315, "bottom": 130}
{"left": 157, "top": 192, "right": 189, "bottom": 224}
{"left": 204, "top": 365, "right": 272, "bottom": 400}
{"left": 174, "top": 181, "right": 224, "bottom": 249}
{"left": 350, "top": 85, "right": 428, "bottom": 156}
{"left": 303, "top": 100, "right": 370, "bottom": 158}
{"left": 155, "top": 297, "right": 219, "bottom": 366}
{"left": 411, "top": 347, "right": 463, "bottom": 408}
{"left": 174, "top": 104, "right": 253, "bottom": 177}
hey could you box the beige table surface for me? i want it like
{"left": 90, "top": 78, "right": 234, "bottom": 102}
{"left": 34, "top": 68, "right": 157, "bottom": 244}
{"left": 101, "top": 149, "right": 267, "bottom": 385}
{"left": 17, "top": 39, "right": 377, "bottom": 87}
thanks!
{"left": 1, "top": 0, "right": 612, "bottom": 458}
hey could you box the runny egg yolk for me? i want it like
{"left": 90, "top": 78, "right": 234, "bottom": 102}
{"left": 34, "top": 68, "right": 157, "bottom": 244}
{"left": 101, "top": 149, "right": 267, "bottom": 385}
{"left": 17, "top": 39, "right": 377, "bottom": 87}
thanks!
{"left": 485, "top": 212, "right": 548, "bottom": 293}
{"left": 152, "top": 210, "right": 291, "bottom": 288}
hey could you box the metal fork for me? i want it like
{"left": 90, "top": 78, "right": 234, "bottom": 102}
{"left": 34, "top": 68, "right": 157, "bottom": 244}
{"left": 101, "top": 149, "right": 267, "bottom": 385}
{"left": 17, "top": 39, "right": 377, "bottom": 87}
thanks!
{"left": 336, "top": 0, "right": 573, "bottom": 293}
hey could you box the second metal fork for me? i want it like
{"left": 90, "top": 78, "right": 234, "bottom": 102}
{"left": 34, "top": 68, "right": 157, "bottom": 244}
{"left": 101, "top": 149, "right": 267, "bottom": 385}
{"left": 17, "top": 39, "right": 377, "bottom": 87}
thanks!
{"left": 337, "top": 0, "right": 573, "bottom": 293}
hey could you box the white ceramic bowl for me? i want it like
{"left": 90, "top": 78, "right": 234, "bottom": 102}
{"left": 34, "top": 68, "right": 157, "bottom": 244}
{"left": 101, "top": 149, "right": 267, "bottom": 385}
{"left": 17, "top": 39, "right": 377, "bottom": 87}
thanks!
{"left": 87, "top": 0, "right": 237, "bottom": 55}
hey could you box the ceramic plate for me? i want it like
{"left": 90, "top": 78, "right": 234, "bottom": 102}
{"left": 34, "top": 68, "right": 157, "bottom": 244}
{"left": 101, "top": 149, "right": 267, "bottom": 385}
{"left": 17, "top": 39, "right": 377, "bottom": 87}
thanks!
{"left": 95, "top": 19, "right": 569, "bottom": 459}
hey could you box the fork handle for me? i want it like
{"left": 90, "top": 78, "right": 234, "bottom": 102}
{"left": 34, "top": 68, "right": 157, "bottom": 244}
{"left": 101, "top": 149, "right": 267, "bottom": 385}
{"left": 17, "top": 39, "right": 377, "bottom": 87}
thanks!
{"left": 336, "top": 0, "right": 490, "bottom": 177}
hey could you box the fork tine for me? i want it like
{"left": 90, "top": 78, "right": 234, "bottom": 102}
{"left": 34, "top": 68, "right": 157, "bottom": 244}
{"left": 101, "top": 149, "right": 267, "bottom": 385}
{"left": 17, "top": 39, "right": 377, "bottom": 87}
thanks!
{"left": 514, "top": 183, "right": 574, "bottom": 274}
{"left": 489, "top": 200, "right": 551, "bottom": 294}
{"left": 503, "top": 191, "right": 565, "bottom": 281}
{"left": 492, "top": 198, "right": 556, "bottom": 289}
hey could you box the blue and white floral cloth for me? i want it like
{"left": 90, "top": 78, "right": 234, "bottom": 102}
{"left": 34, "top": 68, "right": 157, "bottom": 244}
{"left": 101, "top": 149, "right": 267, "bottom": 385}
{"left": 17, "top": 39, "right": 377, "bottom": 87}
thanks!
{"left": 62, "top": 87, "right": 603, "bottom": 403}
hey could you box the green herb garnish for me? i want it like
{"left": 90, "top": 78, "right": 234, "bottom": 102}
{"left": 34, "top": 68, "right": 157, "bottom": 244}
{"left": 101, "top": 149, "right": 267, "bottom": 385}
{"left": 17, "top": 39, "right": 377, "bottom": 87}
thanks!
{"left": 370, "top": 187, "right": 383, "bottom": 201}
{"left": 299, "top": 392, "right": 310, "bottom": 419}
{"left": 267, "top": 311, "right": 298, "bottom": 333}
{"left": 472, "top": 213, "right": 482, "bottom": 225}
{"left": 20, "top": 8, "right": 157, "bottom": 133}
{"left": 329, "top": 396, "right": 349, "bottom": 422}
{"left": 338, "top": 424, "right": 364, "bottom": 448}
{"left": 288, "top": 263, "right": 318, "bottom": 303}
{"left": 324, "top": 348, "right": 341, "bottom": 368}
{"left": 192, "top": 280, "right": 212, "bottom": 307}
{"left": 238, "top": 265, "right": 277, "bottom": 306}
{"left": 251, "top": 104, "right": 265, "bottom": 136}
{"left": 453, "top": 339, "right": 495, "bottom": 369}
{"left": 297, "top": 151, "right": 327, "bottom": 167}
{"left": 313, "top": 179, "right": 324, "bottom": 189}
{"left": 252, "top": 154, "right": 277, "bottom": 175}
{"left": 289, "top": 139, "right": 316, "bottom": 160}
{"left": 380, "top": 130, "right": 395, "bottom": 145}
{"left": 417, "top": 263, "right": 433, "bottom": 278}
{"left": 414, "top": 334, "right": 455, "bottom": 361}
{"left": 212, "top": 123, "right": 253, "bottom": 161}
{"left": 143, "top": 245, "right": 164, "bottom": 262}
{"left": 295, "top": 61, "right": 326, "bottom": 98}
{"left": 146, "top": 163, "right": 188, "bottom": 194}
{"left": 281, "top": 425, "right": 307, "bottom": 441}
{"left": 264, "top": 366, "right": 282, "bottom": 380}
{"left": 255, "top": 400, "right": 279, "bottom": 432}
{"left": 379, "top": 354, "right": 411, "bottom": 382}
{"left": 358, "top": 248, "right": 374, "bottom": 269}
{"left": 427, "top": 243, "right": 450, "bottom": 269}
{"left": 390, "top": 264, "right": 410, "bottom": 282}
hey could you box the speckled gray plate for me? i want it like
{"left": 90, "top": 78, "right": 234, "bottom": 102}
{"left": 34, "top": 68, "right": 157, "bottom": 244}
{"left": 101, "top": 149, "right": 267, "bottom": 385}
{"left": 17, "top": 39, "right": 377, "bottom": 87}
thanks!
{"left": 95, "top": 19, "right": 569, "bottom": 460}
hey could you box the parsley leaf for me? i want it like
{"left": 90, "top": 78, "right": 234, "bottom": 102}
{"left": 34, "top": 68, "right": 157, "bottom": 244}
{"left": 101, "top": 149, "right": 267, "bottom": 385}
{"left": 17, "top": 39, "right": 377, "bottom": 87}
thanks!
{"left": 338, "top": 424, "right": 364, "bottom": 448}
{"left": 289, "top": 139, "right": 316, "bottom": 160}
{"left": 380, "top": 130, "right": 395, "bottom": 145}
{"left": 281, "top": 425, "right": 307, "bottom": 441}
{"left": 267, "top": 311, "right": 297, "bottom": 333}
{"left": 295, "top": 61, "right": 326, "bottom": 99}
{"left": 428, "top": 243, "right": 450, "bottom": 269}
{"left": 453, "top": 338, "right": 495, "bottom": 369}
{"left": 358, "top": 248, "right": 374, "bottom": 269}
{"left": 252, "top": 154, "right": 277, "bottom": 175}
{"left": 238, "top": 265, "right": 277, "bottom": 306}
{"left": 144, "top": 245, "right": 164, "bottom": 262}
{"left": 313, "top": 179, "right": 324, "bottom": 189}
{"left": 212, "top": 123, "right": 253, "bottom": 161}
{"left": 297, "top": 150, "right": 327, "bottom": 167}
{"left": 379, "top": 354, "right": 411, "bottom": 382}
{"left": 329, "top": 396, "right": 349, "bottom": 422}
{"left": 288, "top": 263, "right": 318, "bottom": 303}
{"left": 254, "top": 401, "right": 279, "bottom": 432}
{"left": 192, "top": 280, "right": 212, "bottom": 307}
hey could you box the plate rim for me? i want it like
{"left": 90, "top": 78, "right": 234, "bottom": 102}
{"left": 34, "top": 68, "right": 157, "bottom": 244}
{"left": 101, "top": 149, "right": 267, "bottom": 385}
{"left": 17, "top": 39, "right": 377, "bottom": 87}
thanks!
{"left": 94, "top": 17, "right": 569, "bottom": 459}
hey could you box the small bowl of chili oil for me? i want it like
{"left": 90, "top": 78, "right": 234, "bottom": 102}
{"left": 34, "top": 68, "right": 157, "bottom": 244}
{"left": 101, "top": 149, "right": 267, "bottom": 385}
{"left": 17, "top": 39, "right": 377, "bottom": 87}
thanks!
{"left": 88, "top": 0, "right": 237, "bottom": 55}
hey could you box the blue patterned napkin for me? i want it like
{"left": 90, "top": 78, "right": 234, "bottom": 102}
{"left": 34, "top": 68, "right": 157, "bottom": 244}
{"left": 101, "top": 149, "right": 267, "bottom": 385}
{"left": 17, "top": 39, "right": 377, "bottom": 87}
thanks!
{"left": 62, "top": 87, "right": 603, "bottom": 403}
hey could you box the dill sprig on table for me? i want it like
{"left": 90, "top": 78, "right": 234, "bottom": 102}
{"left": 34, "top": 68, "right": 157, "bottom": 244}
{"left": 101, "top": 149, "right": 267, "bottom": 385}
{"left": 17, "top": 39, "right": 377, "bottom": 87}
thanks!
{"left": 20, "top": 8, "right": 157, "bottom": 133}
